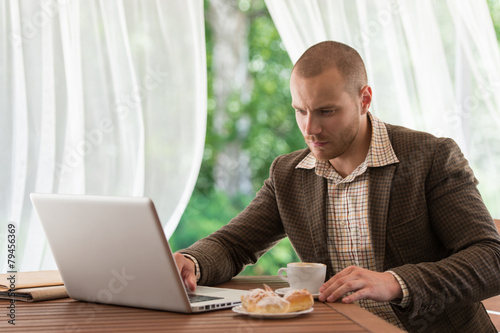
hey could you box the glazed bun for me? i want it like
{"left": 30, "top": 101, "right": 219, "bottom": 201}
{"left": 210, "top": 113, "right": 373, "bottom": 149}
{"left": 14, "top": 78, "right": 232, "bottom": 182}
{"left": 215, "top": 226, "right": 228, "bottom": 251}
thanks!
{"left": 253, "top": 295, "right": 290, "bottom": 314}
{"left": 241, "top": 285, "right": 314, "bottom": 314}
{"left": 284, "top": 289, "right": 314, "bottom": 312}
{"left": 241, "top": 285, "right": 278, "bottom": 312}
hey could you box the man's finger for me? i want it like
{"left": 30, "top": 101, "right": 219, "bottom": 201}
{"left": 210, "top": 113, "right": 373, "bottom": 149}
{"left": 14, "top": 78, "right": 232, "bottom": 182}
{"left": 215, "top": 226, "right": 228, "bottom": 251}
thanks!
{"left": 184, "top": 276, "right": 197, "bottom": 292}
{"left": 173, "top": 252, "right": 197, "bottom": 291}
{"left": 319, "top": 266, "right": 358, "bottom": 300}
{"left": 325, "top": 278, "right": 364, "bottom": 302}
{"left": 342, "top": 288, "right": 369, "bottom": 303}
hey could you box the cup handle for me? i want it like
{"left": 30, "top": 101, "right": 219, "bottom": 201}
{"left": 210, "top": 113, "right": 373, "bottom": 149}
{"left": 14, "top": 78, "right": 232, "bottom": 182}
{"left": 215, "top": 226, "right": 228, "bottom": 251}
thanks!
{"left": 277, "top": 268, "right": 288, "bottom": 282}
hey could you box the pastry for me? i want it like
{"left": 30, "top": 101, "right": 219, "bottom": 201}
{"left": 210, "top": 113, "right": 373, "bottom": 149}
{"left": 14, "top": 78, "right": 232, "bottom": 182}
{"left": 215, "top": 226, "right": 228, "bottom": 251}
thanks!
{"left": 240, "top": 285, "right": 314, "bottom": 314}
{"left": 253, "top": 295, "right": 290, "bottom": 314}
{"left": 240, "top": 284, "right": 278, "bottom": 312}
{"left": 284, "top": 289, "right": 314, "bottom": 312}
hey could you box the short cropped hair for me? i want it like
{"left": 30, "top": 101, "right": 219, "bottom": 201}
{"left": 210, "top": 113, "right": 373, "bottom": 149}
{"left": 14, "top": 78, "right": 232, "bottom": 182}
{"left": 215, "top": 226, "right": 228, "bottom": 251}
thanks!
{"left": 292, "top": 41, "right": 368, "bottom": 97}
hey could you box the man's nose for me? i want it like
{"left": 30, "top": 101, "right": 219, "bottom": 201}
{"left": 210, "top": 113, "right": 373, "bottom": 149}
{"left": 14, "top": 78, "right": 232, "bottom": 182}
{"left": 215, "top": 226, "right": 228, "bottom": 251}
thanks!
{"left": 304, "top": 114, "right": 321, "bottom": 136}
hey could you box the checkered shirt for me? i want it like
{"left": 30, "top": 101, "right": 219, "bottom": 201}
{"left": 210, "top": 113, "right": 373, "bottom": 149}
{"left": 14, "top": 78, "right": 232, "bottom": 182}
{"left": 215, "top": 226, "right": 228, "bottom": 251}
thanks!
{"left": 296, "top": 112, "right": 409, "bottom": 329}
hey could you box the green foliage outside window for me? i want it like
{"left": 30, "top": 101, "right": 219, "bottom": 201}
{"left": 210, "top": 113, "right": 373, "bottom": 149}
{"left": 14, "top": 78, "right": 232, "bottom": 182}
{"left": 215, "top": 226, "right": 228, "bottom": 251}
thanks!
{"left": 170, "top": 1, "right": 301, "bottom": 276}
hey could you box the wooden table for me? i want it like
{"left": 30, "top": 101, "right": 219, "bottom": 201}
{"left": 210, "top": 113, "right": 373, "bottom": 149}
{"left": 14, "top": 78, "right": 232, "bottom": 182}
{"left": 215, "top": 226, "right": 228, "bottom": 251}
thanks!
{"left": 0, "top": 276, "right": 403, "bottom": 332}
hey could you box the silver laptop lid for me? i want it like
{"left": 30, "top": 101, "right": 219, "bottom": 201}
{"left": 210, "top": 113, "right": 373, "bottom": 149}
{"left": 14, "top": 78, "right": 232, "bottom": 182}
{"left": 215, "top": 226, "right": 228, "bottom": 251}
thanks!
{"left": 30, "top": 193, "right": 197, "bottom": 313}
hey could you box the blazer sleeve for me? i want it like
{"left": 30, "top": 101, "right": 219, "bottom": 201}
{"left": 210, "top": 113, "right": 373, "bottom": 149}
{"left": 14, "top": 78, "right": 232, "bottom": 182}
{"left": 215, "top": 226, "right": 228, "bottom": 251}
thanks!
{"left": 179, "top": 156, "right": 287, "bottom": 286}
{"left": 390, "top": 137, "right": 500, "bottom": 319}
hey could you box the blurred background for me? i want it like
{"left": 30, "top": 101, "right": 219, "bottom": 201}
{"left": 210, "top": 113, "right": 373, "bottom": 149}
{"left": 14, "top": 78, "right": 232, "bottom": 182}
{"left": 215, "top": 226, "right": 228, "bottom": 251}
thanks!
{"left": 169, "top": 0, "right": 302, "bottom": 275}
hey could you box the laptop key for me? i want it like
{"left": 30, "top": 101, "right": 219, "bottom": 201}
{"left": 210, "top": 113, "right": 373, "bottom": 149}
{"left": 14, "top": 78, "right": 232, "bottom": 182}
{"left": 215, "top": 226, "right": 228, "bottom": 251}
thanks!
{"left": 188, "top": 294, "right": 224, "bottom": 304}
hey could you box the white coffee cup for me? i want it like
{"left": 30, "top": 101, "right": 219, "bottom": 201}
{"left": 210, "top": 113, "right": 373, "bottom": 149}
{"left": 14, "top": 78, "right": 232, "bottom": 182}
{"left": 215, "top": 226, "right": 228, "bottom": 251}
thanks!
{"left": 277, "top": 262, "right": 326, "bottom": 294}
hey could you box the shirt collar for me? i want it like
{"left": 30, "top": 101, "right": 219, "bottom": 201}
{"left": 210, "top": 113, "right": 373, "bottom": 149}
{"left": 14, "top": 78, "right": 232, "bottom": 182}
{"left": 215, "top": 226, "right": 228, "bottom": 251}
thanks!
{"left": 296, "top": 112, "right": 399, "bottom": 172}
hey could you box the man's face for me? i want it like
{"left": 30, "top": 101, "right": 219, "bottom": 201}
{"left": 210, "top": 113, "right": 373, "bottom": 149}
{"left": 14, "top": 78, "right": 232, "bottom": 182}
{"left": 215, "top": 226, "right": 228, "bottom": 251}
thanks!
{"left": 290, "top": 68, "right": 364, "bottom": 162}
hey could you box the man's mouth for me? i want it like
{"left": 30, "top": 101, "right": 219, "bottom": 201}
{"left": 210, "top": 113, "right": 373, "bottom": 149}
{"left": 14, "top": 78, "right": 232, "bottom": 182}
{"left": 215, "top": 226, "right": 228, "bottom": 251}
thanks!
{"left": 309, "top": 141, "right": 327, "bottom": 148}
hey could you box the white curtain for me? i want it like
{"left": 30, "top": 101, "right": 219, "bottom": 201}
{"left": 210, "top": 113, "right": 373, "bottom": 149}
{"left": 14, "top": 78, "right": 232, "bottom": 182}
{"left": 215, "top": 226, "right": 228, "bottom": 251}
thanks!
{"left": 265, "top": 0, "right": 500, "bottom": 218}
{"left": 0, "top": 0, "right": 206, "bottom": 271}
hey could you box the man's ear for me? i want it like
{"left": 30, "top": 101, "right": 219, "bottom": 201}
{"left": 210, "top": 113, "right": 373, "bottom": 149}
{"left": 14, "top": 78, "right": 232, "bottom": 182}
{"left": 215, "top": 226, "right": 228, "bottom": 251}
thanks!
{"left": 360, "top": 85, "right": 372, "bottom": 114}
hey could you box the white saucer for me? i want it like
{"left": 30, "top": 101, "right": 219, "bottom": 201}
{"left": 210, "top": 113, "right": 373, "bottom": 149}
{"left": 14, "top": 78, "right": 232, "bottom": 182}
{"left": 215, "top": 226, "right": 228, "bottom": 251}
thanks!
{"left": 275, "top": 287, "right": 321, "bottom": 299}
{"left": 232, "top": 305, "right": 314, "bottom": 319}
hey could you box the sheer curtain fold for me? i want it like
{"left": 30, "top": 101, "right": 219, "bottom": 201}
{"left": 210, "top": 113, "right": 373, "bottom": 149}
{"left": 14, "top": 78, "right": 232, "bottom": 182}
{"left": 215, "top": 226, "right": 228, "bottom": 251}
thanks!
{"left": 399, "top": 2, "right": 462, "bottom": 144}
{"left": 153, "top": 0, "right": 207, "bottom": 237}
{"left": 265, "top": 0, "right": 500, "bottom": 217}
{"left": 59, "top": 0, "right": 86, "bottom": 194}
{"left": 1, "top": 0, "right": 206, "bottom": 271}
{"left": 99, "top": 0, "right": 145, "bottom": 196}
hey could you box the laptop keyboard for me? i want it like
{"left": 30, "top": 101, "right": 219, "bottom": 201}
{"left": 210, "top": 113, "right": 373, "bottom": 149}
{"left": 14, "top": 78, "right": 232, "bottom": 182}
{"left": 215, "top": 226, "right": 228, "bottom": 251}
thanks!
{"left": 188, "top": 294, "right": 224, "bottom": 304}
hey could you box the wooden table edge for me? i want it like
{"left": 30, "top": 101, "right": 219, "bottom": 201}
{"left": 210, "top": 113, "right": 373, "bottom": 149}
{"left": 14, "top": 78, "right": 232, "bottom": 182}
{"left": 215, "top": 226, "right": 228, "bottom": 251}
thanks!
{"left": 326, "top": 302, "right": 405, "bottom": 333}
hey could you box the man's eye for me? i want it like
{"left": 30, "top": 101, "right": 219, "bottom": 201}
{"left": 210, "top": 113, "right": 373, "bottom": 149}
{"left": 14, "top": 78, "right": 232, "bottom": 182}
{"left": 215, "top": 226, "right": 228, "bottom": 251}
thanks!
{"left": 295, "top": 109, "right": 306, "bottom": 115}
{"left": 321, "top": 110, "right": 334, "bottom": 115}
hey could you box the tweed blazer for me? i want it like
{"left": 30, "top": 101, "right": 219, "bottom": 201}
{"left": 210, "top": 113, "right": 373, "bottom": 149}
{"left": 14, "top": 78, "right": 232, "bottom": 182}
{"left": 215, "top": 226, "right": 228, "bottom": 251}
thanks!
{"left": 182, "top": 124, "right": 500, "bottom": 332}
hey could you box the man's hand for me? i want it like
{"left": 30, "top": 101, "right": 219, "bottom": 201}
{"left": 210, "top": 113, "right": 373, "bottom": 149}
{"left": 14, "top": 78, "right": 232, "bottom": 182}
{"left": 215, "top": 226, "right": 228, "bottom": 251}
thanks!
{"left": 173, "top": 252, "right": 197, "bottom": 292}
{"left": 318, "top": 266, "right": 403, "bottom": 303}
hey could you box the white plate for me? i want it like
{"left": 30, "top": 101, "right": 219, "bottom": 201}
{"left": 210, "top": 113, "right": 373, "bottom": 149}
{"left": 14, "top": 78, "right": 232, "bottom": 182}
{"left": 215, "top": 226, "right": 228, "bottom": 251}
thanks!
{"left": 232, "top": 305, "right": 314, "bottom": 319}
{"left": 275, "top": 287, "right": 321, "bottom": 299}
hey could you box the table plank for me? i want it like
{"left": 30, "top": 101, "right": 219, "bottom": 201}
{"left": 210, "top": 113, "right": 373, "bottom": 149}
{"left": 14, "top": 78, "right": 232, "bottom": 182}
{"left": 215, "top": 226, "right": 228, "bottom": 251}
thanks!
{"left": 0, "top": 275, "right": 402, "bottom": 332}
{"left": 216, "top": 275, "right": 290, "bottom": 290}
{"left": 327, "top": 302, "right": 403, "bottom": 333}
{"left": 482, "top": 297, "right": 500, "bottom": 332}
{"left": 0, "top": 300, "right": 367, "bottom": 332}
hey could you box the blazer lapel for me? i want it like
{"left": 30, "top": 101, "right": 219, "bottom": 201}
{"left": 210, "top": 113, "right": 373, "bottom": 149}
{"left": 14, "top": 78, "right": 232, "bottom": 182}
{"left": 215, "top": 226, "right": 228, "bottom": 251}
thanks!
{"left": 301, "top": 169, "right": 332, "bottom": 277}
{"left": 368, "top": 164, "right": 396, "bottom": 272}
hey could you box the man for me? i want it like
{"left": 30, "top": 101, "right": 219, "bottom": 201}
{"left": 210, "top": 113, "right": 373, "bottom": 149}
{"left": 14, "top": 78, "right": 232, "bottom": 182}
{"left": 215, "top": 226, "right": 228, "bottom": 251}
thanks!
{"left": 174, "top": 41, "right": 500, "bottom": 332}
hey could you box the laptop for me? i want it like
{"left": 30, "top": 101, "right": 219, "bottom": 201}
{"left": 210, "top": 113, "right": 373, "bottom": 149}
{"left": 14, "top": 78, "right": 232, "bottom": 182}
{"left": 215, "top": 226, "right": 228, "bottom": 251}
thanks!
{"left": 30, "top": 193, "right": 246, "bottom": 313}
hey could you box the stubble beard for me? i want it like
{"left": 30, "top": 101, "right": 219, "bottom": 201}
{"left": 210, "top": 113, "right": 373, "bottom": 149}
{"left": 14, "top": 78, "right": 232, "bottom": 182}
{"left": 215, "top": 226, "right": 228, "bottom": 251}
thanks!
{"left": 306, "top": 113, "right": 360, "bottom": 162}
